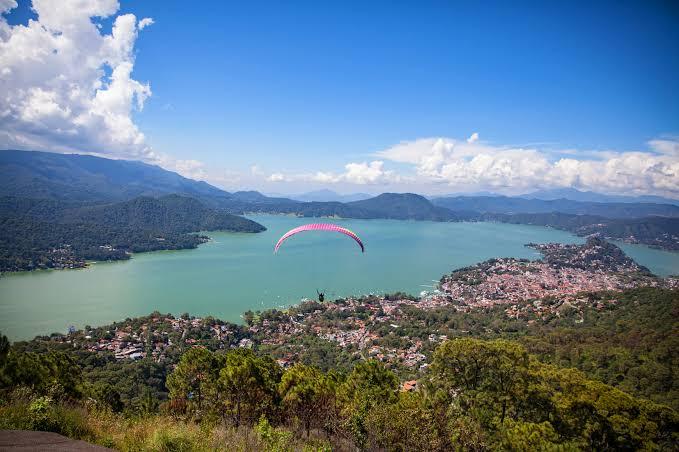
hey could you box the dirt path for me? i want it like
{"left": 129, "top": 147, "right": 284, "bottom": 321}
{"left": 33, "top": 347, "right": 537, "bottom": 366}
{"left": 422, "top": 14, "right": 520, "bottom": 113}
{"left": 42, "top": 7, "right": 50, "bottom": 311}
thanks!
{"left": 0, "top": 430, "right": 113, "bottom": 451}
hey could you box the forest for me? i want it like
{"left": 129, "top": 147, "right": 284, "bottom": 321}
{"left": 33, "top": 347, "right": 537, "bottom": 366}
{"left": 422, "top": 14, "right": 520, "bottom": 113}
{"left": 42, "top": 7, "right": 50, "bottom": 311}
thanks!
{"left": 0, "top": 195, "right": 265, "bottom": 272}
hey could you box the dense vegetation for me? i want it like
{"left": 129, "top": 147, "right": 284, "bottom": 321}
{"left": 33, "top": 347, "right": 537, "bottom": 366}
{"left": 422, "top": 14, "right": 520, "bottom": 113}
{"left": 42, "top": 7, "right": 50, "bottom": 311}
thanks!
{"left": 0, "top": 149, "right": 231, "bottom": 206}
{"left": 0, "top": 195, "right": 265, "bottom": 272}
{"left": 432, "top": 194, "right": 679, "bottom": 219}
{"left": 0, "top": 287, "right": 677, "bottom": 450}
{"left": 487, "top": 212, "right": 679, "bottom": 250}
{"left": 1, "top": 336, "right": 676, "bottom": 450}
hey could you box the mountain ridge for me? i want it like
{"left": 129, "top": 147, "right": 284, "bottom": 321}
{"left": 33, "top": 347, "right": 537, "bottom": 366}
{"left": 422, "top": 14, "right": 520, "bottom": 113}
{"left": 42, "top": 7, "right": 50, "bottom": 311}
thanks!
{"left": 2, "top": 150, "right": 677, "bottom": 250}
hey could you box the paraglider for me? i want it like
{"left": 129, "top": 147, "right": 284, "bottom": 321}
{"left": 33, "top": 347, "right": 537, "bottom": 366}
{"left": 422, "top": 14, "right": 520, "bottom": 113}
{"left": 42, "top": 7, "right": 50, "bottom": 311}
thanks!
{"left": 274, "top": 223, "right": 365, "bottom": 253}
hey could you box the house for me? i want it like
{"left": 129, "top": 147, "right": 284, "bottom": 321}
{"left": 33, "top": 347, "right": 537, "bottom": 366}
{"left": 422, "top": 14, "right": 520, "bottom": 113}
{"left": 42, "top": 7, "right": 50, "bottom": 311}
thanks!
{"left": 401, "top": 380, "right": 418, "bottom": 392}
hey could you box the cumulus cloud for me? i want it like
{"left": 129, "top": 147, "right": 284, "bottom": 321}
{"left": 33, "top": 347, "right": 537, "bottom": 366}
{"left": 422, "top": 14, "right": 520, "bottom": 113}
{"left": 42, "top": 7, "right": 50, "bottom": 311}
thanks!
{"left": 376, "top": 136, "right": 679, "bottom": 197}
{"left": 138, "top": 17, "right": 154, "bottom": 30}
{"left": 173, "top": 159, "right": 208, "bottom": 181}
{"left": 649, "top": 138, "right": 679, "bottom": 157}
{"left": 265, "top": 160, "right": 400, "bottom": 186}
{"left": 466, "top": 132, "right": 479, "bottom": 144}
{"left": 0, "top": 0, "right": 156, "bottom": 161}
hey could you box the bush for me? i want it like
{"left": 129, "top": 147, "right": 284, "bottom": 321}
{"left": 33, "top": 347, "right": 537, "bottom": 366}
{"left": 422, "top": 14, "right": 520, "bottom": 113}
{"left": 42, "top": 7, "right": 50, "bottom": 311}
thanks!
{"left": 0, "top": 397, "right": 92, "bottom": 440}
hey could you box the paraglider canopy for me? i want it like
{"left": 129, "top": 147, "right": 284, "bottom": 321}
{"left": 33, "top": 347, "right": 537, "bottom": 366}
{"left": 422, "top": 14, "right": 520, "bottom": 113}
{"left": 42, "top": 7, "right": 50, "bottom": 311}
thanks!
{"left": 274, "top": 223, "right": 365, "bottom": 253}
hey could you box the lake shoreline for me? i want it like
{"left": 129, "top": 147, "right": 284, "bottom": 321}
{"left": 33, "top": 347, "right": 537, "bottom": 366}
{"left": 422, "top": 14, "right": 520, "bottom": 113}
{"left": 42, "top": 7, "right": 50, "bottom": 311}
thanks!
{"left": 2, "top": 215, "right": 677, "bottom": 341}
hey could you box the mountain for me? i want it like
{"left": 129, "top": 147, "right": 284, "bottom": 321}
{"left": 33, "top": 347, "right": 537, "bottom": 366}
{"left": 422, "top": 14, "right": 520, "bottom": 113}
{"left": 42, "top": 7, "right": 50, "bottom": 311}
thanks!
{"left": 485, "top": 212, "right": 679, "bottom": 251}
{"left": 291, "top": 189, "right": 373, "bottom": 203}
{"left": 2, "top": 150, "right": 676, "bottom": 249}
{"left": 62, "top": 195, "right": 266, "bottom": 234}
{"left": 0, "top": 195, "right": 265, "bottom": 272}
{"left": 0, "top": 149, "right": 232, "bottom": 206}
{"left": 522, "top": 188, "right": 679, "bottom": 205}
{"left": 431, "top": 195, "right": 679, "bottom": 219}
{"left": 347, "top": 193, "right": 461, "bottom": 221}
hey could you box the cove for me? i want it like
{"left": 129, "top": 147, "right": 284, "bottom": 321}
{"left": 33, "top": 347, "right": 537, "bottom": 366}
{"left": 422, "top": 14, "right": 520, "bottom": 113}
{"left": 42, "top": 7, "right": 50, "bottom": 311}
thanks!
{"left": 1, "top": 215, "right": 677, "bottom": 341}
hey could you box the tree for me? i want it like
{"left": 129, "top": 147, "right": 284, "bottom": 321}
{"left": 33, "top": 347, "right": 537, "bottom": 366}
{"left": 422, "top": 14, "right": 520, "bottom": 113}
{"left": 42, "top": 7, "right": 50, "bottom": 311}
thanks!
{"left": 279, "top": 364, "right": 334, "bottom": 436}
{"left": 429, "top": 338, "right": 533, "bottom": 427}
{"left": 340, "top": 360, "right": 399, "bottom": 446}
{"left": 216, "top": 348, "right": 282, "bottom": 427}
{"left": 365, "top": 391, "right": 446, "bottom": 451}
{"left": 243, "top": 310, "right": 255, "bottom": 326}
{"left": 535, "top": 364, "right": 679, "bottom": 450}
{"left": 166, "top": 347, "right": 219, "bottom": 416}
{"left": 0, "top": 333, "right": 9, "bottom": 365}
{"left": 88, "top": 382, "right": 123, "bottom": 413}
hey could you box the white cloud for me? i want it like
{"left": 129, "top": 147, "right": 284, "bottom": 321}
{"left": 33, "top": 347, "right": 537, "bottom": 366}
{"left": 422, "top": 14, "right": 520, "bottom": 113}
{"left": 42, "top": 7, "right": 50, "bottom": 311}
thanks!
{"left": 376, "top": 136, "right": 679, "bottom": 197}
{"left": 138, "top": 17, "right": 154, "bottom": 30}
{"left": 466, "top": 132, "right": 479, "bottom": 144}
{"left": 173, "top": 159, "right": 207, "bottom": 181}
{"left": 0, "top": 0, "right": 155, "bottom": 161}
{"left": 267, "top": 172, "right": 287, "bottom": 182}
{"left": 265, "top": 160, "right": 400, "bottom": 186}
{"left": 649, "top": 138, "right": 679, "bottom": 157}
{"left": 343, "top": 161, "right": 396, "bottom": 184}
{"left": 0, "top": 1, "right": 17, "bottom": 14}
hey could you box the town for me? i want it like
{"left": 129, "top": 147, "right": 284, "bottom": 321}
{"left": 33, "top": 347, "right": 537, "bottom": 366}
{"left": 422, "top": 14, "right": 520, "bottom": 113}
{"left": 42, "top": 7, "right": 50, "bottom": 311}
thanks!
{"left": 39, "top": 238, "right": 677, "bottom": 381}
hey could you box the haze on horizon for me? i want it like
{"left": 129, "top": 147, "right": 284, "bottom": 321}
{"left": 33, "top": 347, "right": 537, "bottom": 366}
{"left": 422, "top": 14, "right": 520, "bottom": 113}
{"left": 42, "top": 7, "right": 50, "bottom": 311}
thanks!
{"left": 0, "top": 0, "right": 677, "bottom": 198}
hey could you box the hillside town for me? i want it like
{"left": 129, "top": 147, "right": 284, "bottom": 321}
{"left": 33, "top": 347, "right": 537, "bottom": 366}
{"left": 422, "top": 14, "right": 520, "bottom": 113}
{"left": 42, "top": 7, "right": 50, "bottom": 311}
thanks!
{"left": 41, "top": 239, "right": 677, "bottom": 377}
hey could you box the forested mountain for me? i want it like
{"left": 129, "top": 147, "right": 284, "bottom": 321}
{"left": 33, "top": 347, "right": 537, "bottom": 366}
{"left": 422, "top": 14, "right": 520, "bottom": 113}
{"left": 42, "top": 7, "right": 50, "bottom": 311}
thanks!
{"left": 0, "top": 195, "right": 265, "bottom": 272}
{"left": 347, "top": 193, "right": 461, "bottom": 220}
{"left": 2, "top": 150, "right": 678, "bottom": 250}
{"left": 0, "top": 150, "right": 231, "bottom": 205}
{"left": 487, "top": 212, "right": 679, "bottom": 250}
{"left": 431, "top": 194, "right": 679, "bottom": 218}
{"left": 5, "top": 150, "right": 678, "bottom": 220}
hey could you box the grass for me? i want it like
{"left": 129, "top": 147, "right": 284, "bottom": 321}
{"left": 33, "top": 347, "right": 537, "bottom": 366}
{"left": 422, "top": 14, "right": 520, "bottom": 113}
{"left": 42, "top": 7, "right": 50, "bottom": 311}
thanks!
{"left": 0, "top": 399, "right": 333, "bottom": 451}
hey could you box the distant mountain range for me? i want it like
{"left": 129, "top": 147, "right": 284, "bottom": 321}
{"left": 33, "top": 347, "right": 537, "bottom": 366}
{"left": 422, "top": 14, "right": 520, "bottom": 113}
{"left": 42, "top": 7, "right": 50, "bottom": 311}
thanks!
{"left": 289, "top": 189, "right": 373, "bottom": 203}
{"left": 430, "top": 195, "right": 679, "bottom": 219}
{"left": 0, "top": 149, "right": 231, "bottom": 207}
{"left": 1, "top": 149, "right": 678, "bottom": 252}
{"left": 520, "top": 187, "right": 679, "bottom": 205}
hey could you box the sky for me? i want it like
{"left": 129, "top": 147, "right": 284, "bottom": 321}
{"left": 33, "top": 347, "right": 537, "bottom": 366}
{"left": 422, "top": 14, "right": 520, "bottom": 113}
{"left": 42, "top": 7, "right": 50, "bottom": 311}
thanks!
{"left": 1, "top": 0, "right": 678, "bottom": 197}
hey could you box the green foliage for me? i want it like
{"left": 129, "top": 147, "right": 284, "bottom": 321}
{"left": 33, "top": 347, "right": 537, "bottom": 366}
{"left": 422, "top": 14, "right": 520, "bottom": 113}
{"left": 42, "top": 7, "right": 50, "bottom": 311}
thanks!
{"left": 216, "top": 348, "right": 282, "bottom": 427}
{"left": 429, "top": 338, "right": 532, "bottom": 427}
{"left": 0, "top": 195, "right": 265, "bottom": 272}
{"left": 0, "top": 343, "right": 81, "bottom": 399}
{"left": 256, "top": 416, "right": 294, "bottom": 452}
{"left": 500, "top": 421, "right": 573, "bottom": 451}
{"left": 0, "top": 396, "right": 93, "bottom": 439}
{"left": 278, "top": 364, "right": 335, "bottom": 436}
{"left": 340, "top": 360, "right": 399, "bottom": 446}
{"left": 521, "top": 287, "right": 679, "bottom": 410}
{"left": 166, "top": 347, "right": 220, "bottom": 417}
{"left": 364, "top": 391, "right": 445, "bottom": 451}
{"left": 427, "top": 338, "right": 679, "bottom": 450}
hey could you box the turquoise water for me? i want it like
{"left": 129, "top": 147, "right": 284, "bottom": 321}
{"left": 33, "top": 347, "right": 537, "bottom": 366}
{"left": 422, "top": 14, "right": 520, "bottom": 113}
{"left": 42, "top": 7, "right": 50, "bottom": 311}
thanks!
{"left": 1, "top": 215, "right": 677, "bottom": 341}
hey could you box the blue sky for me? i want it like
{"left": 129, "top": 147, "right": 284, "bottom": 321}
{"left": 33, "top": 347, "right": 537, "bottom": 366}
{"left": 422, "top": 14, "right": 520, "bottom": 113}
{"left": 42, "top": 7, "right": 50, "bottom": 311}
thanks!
{"left": 1, "top": 0, "right": 678, "bottom": 196}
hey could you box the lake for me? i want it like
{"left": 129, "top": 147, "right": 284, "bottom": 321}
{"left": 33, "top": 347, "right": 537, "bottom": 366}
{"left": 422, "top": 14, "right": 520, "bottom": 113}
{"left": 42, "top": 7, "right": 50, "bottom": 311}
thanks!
{"left": 1, "top": 215, "right": 677, "bottom": 341}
